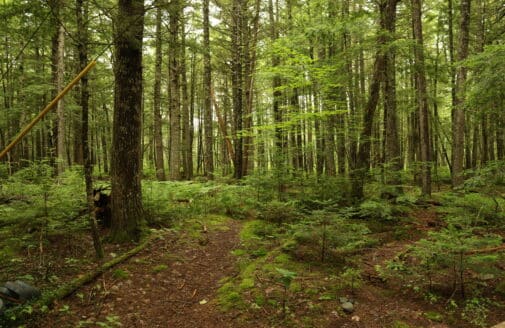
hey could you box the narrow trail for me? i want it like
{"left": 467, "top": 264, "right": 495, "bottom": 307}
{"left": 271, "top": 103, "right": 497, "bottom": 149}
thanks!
{"left": 32, "top": 219, "right": 243, "bottom": 328}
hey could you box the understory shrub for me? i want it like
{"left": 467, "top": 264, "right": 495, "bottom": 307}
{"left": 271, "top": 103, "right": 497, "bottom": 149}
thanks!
{"left": 393, "top": 215, "right": 502, "bottom": 299}
{"left": 284, "top": 211, "right": 372, "bottom": 263}
{"left": 258, "top": 201, "right": 301, "bottom": 225}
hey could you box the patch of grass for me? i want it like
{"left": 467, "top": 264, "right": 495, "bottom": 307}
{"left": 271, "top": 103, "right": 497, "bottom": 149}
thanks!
{"left": 217, "top": 282, "right": 245, "bottom": 310}
{"left": 112, "top": 269, "right": 129, "bottom": 280}
{"left": 391, "top": 321, "right": 411, "bottom": 328}
{"left": 152, "top": 264, "right": 169, "bottom": 273}
{"left": 239, "top": 277, "right": 255, "bottom": 290}
{"left": 423, "top": 311, "right": 443, "bottom": 322}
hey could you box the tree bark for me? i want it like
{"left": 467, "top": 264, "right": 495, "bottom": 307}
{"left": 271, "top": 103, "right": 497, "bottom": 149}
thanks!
{"left": 203, "top": 0, "right": 214, "bottom": 178}
{"left": 231, "top": 0, "right": 245, "bottom": 179}
{"left": 50, "top": 0, "right": 66, "bottom": 174}
{"left": 382, "top": 0, "right": 402, "bottom": 189}
{"left": 452, "top": 0, "right": 471, "bottom": 187}
{"left": 168, "top": 0, "right": 182, "bottom": 180}
{"left": 153, "top": 2, "right": 165, "bottom": 181}
{"left": 110, "top": 0, "right": 145, "bottom": 242}
{"left": 412, "top": 0, "right": 432, "bottom": 196}
{"left": 76, "top": 0, "right": 103, "bottom": 258}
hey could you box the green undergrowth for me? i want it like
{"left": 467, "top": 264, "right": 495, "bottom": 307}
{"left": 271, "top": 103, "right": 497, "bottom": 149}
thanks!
{"left": 217, "top": 215, "right": 373, "bottom": 326}
{"left": 143, "top": 180, "right": 259, "bottom": 226}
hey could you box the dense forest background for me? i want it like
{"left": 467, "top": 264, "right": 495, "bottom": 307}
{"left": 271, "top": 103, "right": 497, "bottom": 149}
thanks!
{"left": 1, "top": 0, "right": 505, "bottom": 327}
{"left": 0, "top": 0, "right": 503, "bottom": 193}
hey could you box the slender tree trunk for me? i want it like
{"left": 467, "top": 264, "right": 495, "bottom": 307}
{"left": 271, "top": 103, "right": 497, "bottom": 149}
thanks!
{"left": 383, "top": 0, "right": 402, "bottom": 189}
{"left": 110, "top": 0, "right": 145, "bottom": 242}
{"left": 203, "top": 0, "right": 213, "bottom": 178}
{"left": 168, "top": 0, "right": 182, "bottom": 180}
{"left": 350, "top": 53, "right": 383, "bottom": 200}
{"left": 412, "top": 0, "right": 432, "bottom": 196}
{"left": 76, "top": 0, "right": 103, "bottom": 258}
{"left": 232, "top": 0, "right": 244, "bottom": 179}
{"left": 269, "top": 0, "right": 284, "bottom": 191}
{"left": 50, "top": 0, "right": 66, "bottom": 174}
{"left": 153, "top": 2, "right": 165, "bottom": 181}
{"left": 452, "top": 0, "right": 471, "bottom": 187}
{"left": 350, "top": 0, "right": 389, "bottom": 200}
{"left": 180, "top": 22, "right": 192, "bottom": 180}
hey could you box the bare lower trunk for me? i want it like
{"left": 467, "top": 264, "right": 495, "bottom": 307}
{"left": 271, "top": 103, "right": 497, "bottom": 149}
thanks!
{"left": 110, "top": 0, "right": 145, "bottom": 242}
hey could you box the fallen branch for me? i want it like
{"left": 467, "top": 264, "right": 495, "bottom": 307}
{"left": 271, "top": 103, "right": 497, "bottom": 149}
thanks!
{"left": 465, "top": 244, "right": 505, "bottom": 255}
{"left": 1, "top": 232, "right": 163, "bottom": 325}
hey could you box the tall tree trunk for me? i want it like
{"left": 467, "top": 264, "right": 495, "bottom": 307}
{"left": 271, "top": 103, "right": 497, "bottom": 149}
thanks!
{"left": 168, "top": 0, "right": 182, "bottom": 180}
{"left": 50, "top": 0, "right": 66, "bottom": 174}
{"left": 452, "top": 0, "right": 470, "bottom": 187}
{"left": 203, "top": 0, "right": 213, "bottom": 178}
{"left": 76, "top": 0, "right": 103, "bottom": 258}
{"left": 350, "top": 0, "right": 389, "bottom": 200}
{"left": 412, "top": 0, "right": 432, "bottom": 196}
{"left": 110, "top": 0, "right": 145, "bottom": 242}
{"left": 350, "top": 53, "right": 383, "bottom": 200}
{"left": 231, "top": 0, "right": 244, "bottom": 179}
{"left": 269, "top": 0, "right": 284, "bottom": 192}
{"left": 153, "top": 2, "right": 165, "bottom": 181}
{"left": 180, "top": 27, "right": 192, "bottom": 180}
{"left": 382, "top": 0, "right": 402, "bottom": 189}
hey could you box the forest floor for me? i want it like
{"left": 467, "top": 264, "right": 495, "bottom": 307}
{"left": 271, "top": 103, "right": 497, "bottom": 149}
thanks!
{"left": 28, "top": 216, "right": 244, "bottom": 328}
{"left": 17, "top": 207, "right": 504, "bottom": 328}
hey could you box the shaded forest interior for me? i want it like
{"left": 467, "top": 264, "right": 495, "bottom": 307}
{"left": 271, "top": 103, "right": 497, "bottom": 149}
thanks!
{"left": 0, "top": 0, "right": 505, "bottom": 327}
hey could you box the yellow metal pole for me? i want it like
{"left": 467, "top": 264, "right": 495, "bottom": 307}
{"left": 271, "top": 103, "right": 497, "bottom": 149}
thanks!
{"left": 0, "top": 60, "right": 96, "bottom": 160}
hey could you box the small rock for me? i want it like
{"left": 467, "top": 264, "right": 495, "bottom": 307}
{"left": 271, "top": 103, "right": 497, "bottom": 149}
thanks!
{"left": 342, "top": 302, "right": 354, "bottom": 314}
{"left": 351, "top": 315, "right": 360, "bottom": 322}
{"left": 0, "top": 286, "right": 15, "bottom": 299}
{"left": 5, "top": 281, "right": 41, "bottom": 301}
{"left": 339, "top": 297, "right": 348, "bottom": 304}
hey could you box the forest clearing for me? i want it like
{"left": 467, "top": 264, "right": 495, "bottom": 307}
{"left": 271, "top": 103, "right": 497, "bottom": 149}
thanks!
{"left": 0, "top": 0, "right": 504, "bottom": 327}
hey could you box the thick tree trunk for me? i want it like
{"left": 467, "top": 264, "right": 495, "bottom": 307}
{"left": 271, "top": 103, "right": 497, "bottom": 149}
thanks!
{"left": 452, "top": 0, "right": 471, "bottom": 187}
{"left": 153, "top": 2, "right": 165, "bottom": 181}
{"left": 110, "top": 0, "right": 145, "bottom": 243}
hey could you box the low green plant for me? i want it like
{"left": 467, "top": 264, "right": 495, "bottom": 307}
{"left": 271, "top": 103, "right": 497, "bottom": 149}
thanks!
{"left": 258, "top": 200, "right": 301, "bottom": 225}
{"left": 340, "top": 267, "right": 362, "bottom": 294}
{"left": 152, "top": 264, "right": 169, "bottom": 273}
{"left": 275, "top": 267, "right": 296, "bottom": 317}
{"left": 285, "top": 211, "right": 371, "bottom": 263}
{"left": 112, "top": 269, "right": 129, "bottom": 279}
{"left": 96, "top": 315, "right": 123, "bottom": 328}
{"left": 408, "top": 215, "right": 501, "bottom": 298}
{"left": 461, "top": 298, "right": 489, "bottom": 327}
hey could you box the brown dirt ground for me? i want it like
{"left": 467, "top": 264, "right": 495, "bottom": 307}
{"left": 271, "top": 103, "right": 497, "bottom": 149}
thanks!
{"left": 12, "top": 207, "right": 505, "bottom": 328}
{"left": 28, "top": 219, "right": 243, "bottom": 328}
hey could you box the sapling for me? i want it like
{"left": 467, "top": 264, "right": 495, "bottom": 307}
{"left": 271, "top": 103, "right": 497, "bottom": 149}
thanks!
{"left": 275, "top": 268, "right": 296, "bottom": 318}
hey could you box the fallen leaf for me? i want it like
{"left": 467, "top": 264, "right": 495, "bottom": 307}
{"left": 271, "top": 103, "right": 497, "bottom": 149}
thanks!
{"left": 199, "top": 299, "right": 208, "bottom": 305}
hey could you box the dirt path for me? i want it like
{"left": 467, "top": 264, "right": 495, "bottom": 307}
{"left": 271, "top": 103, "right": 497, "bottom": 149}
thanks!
{"left": 31, "top": 219, "right": 242, "bottom": 328}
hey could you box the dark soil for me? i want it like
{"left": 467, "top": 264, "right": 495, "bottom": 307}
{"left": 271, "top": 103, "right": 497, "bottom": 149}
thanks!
{"left": 28, "top": 219, "right": 243, "bottom": 328}
{"left": 7, "top": 208, "right": 505, "bottom": 328}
